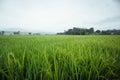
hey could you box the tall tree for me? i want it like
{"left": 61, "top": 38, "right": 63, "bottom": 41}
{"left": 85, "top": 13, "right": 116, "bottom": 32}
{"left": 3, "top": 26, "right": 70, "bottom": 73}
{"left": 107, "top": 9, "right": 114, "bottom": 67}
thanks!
{"left": 89, "top": 28, "right": 94, "bottom": 33}
{"left": 1, "top": 31, "right": 4, "bottom": 35}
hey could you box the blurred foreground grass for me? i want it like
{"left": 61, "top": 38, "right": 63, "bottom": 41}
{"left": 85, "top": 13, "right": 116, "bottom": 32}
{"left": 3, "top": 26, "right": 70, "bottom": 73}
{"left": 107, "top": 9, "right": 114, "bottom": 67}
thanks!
{"left": 0, "top": 35, "right": 120, "bottom": 80}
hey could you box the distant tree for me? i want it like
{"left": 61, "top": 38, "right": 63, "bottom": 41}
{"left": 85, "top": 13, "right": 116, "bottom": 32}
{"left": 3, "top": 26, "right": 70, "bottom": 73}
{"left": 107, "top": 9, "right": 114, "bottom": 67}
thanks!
{"left": 81, "top": 31, "right": 85, "bottom": 35}
{"left": 57, "top": 32, "right": 64, "bottom": 35}
{"left": 96, "top": 30, "right": 101, "bottom": 33}
{"left": 113, "top": 29, "right": 120, "bottom": 35}
{"left": 14, "top": 31, "right": 20, "bottom": 35}
{"left": 29, "top": 32, "right": 31, "bottom": 35}
{"left": 18, "top": 31, "right": 20, "bottom": 35}
{"left": 34, "top": 33, "right": 41, "bottom": 35}
{"left": 57, "top": 27, "right": 120, "bottom": 35}
{"left": 89, "top": 28, "right": 94, "bottom": 33}
{"left": 1, "top": 31, "right": 4, "bottom": 35}
{"left": 73, "top": 27, "right": 81, "bottom": 35}
{"left": 101, "top": 30, "right": 110, "bottom": 35}
{"left": 57, "top": 27, "right": 95, "bottom": 35}
{"left": 66, "top": 29, "right": 73, "bottom": 35}
{"left": 14, "top": 32, "right": 16, "bottom": 35}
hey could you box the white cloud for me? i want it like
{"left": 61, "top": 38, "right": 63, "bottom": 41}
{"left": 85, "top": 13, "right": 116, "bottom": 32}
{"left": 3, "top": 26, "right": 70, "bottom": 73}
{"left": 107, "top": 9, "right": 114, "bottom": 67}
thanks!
{"left": 0, "top": 0, "right": 120, "bottom": 32}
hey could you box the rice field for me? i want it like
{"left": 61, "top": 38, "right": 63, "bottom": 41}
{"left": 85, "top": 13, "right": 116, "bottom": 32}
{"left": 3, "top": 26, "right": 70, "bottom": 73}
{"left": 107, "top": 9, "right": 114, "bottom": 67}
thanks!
{"left": 0, "top": 35, "right": 120, "bottom": 80}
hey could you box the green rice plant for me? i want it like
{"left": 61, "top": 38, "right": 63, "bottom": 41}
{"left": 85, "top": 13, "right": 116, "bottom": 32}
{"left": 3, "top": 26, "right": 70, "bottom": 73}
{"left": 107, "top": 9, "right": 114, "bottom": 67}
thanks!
{"left": 0, "top": 35, "right": 120, "bottom": 80}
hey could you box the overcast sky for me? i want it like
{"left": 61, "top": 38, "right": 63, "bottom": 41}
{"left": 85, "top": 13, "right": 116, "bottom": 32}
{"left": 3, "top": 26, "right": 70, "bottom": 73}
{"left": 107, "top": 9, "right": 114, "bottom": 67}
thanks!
{"left": 0, "top": 0, "right": 120, "bottom": 32}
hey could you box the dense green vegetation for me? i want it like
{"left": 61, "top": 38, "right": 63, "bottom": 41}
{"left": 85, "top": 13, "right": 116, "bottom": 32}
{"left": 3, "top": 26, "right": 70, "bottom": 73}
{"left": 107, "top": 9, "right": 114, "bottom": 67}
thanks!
{"left": 0, "top": 35, "right": 120, "bottom": 80}
{"left": 57, "top": 27, "right": 120, "bottom": 35}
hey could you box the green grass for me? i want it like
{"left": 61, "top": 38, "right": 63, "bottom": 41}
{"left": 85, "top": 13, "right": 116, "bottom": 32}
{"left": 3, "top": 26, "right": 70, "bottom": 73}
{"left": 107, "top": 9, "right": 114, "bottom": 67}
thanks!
{"left": 0, "top": 35, "right": 120, "bottom": 80}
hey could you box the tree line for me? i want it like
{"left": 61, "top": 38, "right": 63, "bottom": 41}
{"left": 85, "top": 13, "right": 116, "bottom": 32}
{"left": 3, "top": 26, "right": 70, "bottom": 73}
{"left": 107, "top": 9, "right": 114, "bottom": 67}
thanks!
{"left": 0, "top": 31, "right": 5, "bottom": 35}
{"left": 57, "top": 27, "right": 120, "bottom": 35}
{"left": 0, "top": 31, "right": 32, "bottom": 35}
{"left": 0, "top": 27, "right": 120, "bottom": 35}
